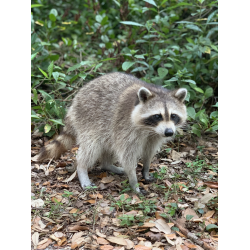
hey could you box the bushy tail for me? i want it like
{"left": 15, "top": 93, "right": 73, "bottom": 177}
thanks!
{"left": 32, "top": 125, "right": 75, "bottom": 162}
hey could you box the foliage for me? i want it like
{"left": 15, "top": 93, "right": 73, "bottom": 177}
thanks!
{"left": 31, "top": 0, "right": 218, "bottom": 137}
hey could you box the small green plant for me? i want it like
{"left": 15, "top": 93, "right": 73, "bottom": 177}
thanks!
{"left": 118, "top": 214, "right": 136, "bottom": 227}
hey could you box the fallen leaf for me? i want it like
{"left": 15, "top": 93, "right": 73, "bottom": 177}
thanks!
{"left": 134, "top": 246, "right": 151, "bottom": 250}
{"left": 145, "top": 232, "right": 163, "bottom": 241}
{"left": 32, "top": 232, "right": 39, "bottom": 248}
{"left": 183, "top": 208, "right": 199, "bottom": 220}
{"left": 101, "top": 216, "right": 110, "bottom": 227}
{"left": 72, "top": 232, "right": 85, "bottom": 243}
{"left": 203, "top": 210, "right": 215, "bottom": 219}
{"left": 86, "top": 200, "right": 97, "bottom": 204}
{"left": 176, "top": 231, "right": 186, "bottom": 238}
{"left": 31, "top": 199, "right": 44, "bottom": 208}
{"left": 71, "top": 237, "right": 85, "bottom": 249}
{"left": 200, "top": 193, "right": 215, "bottom": 204}
{"left": 180, "top": 245, "right": 189, "bottom": 250}
{"left": 171, "top": 150, "right": 182, "bottom": 161}
{"left": 125, "top": 239, "right": 134, "bottom": 249}
{"left": 100, "top": 245, "right": 114, "bottom": 250}
{"left": 69, "top": 208, "right": 78, "bottom": 213}
{"left": 97, "top": 237, "right": 109, "bottom": 245}
{"left": 155, "top": 211, "right": 164, "bottom": 220}
{"left": 140, "top": 222, "right": 156, "bottom": 228}
{"left": 165, "top": 234, "right": 176, "bottom": 240}
{"left": 96, "top": 229, "right": 106, "bottom": 238}
{"left": 68, "top": 225, "right": 89, "bottom": 231}
{"left": 62, "top": 170, "right": 77, "bottom": 182}
{"left": 51, "top": 195, "right": 62, "bottom": 203}
{"left": 203, "top": 181, "right": 218, "bottom": 189}
{"left": 107, "top": 236, "right": 127, "bottom": 246}
{"left": 101, "top": 206, "right": 114, "bottom": 215}
{"left": 97, "top": 172, "right": 108, "bottom": 179}
{"left": 42, "top": 217, "right": 56, "bottom": 224}
{"left": 101, "top": 176, "right": 115, "bottom": 183}
{"left": 37, "top": 238, "right": 53, "bottom": 249}
{"left": 184, "top": 241, "right": 198, "bottom": 248}
{"left": 54, "top": 232, "right": 64, "bottom": 238}
{"left": 89, "top": 193, "right": 103, "bottom": 199}
{"left": 155, "top": 219, "right": 171, "bottom": 234}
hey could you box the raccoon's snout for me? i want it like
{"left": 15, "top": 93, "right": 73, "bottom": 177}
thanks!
{"left": 164, "top": 128, "right": 174, "bottom": 137}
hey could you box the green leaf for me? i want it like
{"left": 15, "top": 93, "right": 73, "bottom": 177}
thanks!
{"left": 212, "top": 102, "right": 218, "bottom": 108}
{"left": 186, "top": 24, "right": 202, "bottom": 32}
{"left": 206, "top": 224, "right": 218, "bottom": 231}
{"left": 52, "top": 72, "right": 59, "bottom": 82}
{"left": 122, "top": 61, "right": 136, "bottom": 71}
{"left": 49, "top": 119, "right": 64, "bottom": 126}
{"left": 143, "top": 0, "right": 157, "bottom": 7}
{"left": 189, "top": 83, "right": 204, "bottom": 93}
{"left": 211, "top": 44, "right": 218, "bottom": 52}
{"left": 158, "top": 68, "right": 168, "bottom": 78}
{"left": 32, "top": 89, "right": 38, "bottom": 104}
{"left": 167, "top": 2, "right": 193, "bottom": 10}
{"left": 95, "top": 15, "right": 103, "bottom": 23}
{"left": 94, "top": 63, "right": 103, "bottom": 72}
{"left": 31, "top": 114, "right": 40, "bottom": 119}
{"left": 192, "top": 125, "right": 201, "bottom": 137}
{"left": 101, "top": 35, "right": 109, "bottom": 43}
{"left": 210, "top": 111, "right": 218, "bottom": 119}
{"left": 31, "top": 53, "right": 38, "bottom": 60}
{"left": 120, "top": 21, "right": 144, "bottom": 27}
{"left": 38, "top": 68, "right": 48, "bottom": 78}
{"left": 187, "top": 107, "right": 196, "bottom": 120}
{"left": 112, "top": 0, "right": 120, "bottom": 7}
{"left": 31, "top": 4, "right": 43, "bottom": 8}
{"left": 48, "top": 61, "right": 54, "bottom": 79}
{"left": 182, "top": 79, "right": 196, "bottom": 85}
{"left": 49, "top": 9, "right": 58, "bottom": 22}
{"left": 205, "top": 87, "right": 213, "bottom": 99}
{"left": 134, "top": 55, "right": 145, "bottom": 59}
{"left": 67, "top": 61, "right": 91, "bottom": 73}
{"left": 186, "top": 215, "right": 194, "bottom": 221}
{"left": 207, "top": 10, "right": 218, "bottom": 24}
{"left": 44, "top": 124, "right": 52, "bottom": 133}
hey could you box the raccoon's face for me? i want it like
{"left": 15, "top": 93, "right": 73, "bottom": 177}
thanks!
{"left": 131, "top": 86, "right": 187, "bottom": 138}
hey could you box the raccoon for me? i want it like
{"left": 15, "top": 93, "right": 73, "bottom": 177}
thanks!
{"left": 33, "top": 72, "right": 187, "bottom": 194}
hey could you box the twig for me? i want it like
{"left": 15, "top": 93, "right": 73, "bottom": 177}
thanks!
{"left": 46, "top": 158, "right": 54, "bottom": 175}
{"left": 163, "top": 214, "right": 216, "bottom": 250}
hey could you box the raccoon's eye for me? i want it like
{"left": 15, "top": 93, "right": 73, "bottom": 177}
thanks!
{"left": 171, "top": 114, "right": 176, "bottom": 119}
{"left": 153, "top": 114, "right": 162, "bottom": 120}
{"left": 170, "top": 114, "right": 180, "bottom": 124}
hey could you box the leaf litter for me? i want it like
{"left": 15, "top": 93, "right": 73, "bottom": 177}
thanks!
{"left": 31, "top": 133, "right": 218, "bottom": 249}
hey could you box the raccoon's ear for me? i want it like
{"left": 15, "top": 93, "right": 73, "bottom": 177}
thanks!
{"left": 174, "top": 88, "right": 187, "bottom": 102}
{"left": 138, "top": 87, "right": 153, "bottom": 102}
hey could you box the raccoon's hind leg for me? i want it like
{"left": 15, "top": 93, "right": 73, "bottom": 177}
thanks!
{"left": 76, "top": 144, "right": 100, "bottom": 189}
{"left": 100, "top": 151, "right": 124, "bottom": 175}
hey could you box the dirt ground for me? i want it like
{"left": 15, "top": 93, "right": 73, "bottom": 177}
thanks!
{"left": 31, "top": 131, "right": 218, "bottom": 250}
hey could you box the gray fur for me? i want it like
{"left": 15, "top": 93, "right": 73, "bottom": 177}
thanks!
{"left": 33, "top": 72, "right": 187, "bottom": 194}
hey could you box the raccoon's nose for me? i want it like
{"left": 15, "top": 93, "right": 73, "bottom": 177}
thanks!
{"left": 164, "top": 128, "right": 174, "bottom": 137}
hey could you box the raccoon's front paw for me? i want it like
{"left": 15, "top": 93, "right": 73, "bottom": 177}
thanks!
{"left": 144, "top": 175, "right": 156, "bottom": 184}
{"left": 80, "top": 183, "right": 96, "bottom": 190}
{"left": 138, "top": 188, "right": 148, "bottom": 196}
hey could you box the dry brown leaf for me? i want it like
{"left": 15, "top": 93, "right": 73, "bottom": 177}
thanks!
{"left": 89, "top": 193, "right": 103, "bottom": 199}
{"left": 183, "top": 208, "right": 199, "bottom": 220}
{"left": 134, "top": 245, "right": 151, "bottom": 250}
{"left": 69, "top": 208, "right": 78, "bottom": 213}
{"left": 101, "top": 176, "right": 115, "bottom": 183}
{"left": 167, "top": 223, "right": 174, "bottom": 228}
{"left": 86, "top": 200, "right": 97, "bottom": 204}
{"left": 183, "top": 241, "right": 198, "bottom": 248}
{"left": 71, "top": 237, "right": 85, "bottom": 249}
{"left": 96, "top": 230, "right": 106, "bottom": 238}
{"left": 204, "top": 181, "right": 218, "bottom": 189}
{"left": 62, "top": 170, "right": 76, "bottom": 182}
{"left": 97, "top": 237, "right": 109, "bottom": 245}
{"left": 57, "top": 236, "right": 67, "bottom": 246}
{"left": 171, "top": 150, "right": 182, "bottom": 161}
{"left": 155, "top": 219, "right": 171, "bottom": 234}
{"left": 54, "top": 232, "right": 64, "bottom": 238}
{"left": 68, "top": 225, "right": 89, "bottom": 231}
{"left": 137, "top": 237, "right": 146, "bottom": 241}
{"left": 51, "top": 195, "right": 62, "bottom": 203}
{"left": 32, "top": 232, "right": 39, "bottom": 248}
{"left": 145, "top": 232, "right": 163, "bottom": 242}
{"left": 155, "top": 211, "right": 164, "bottom": 220}
{"left": 164, "top": 234, "right": 176, "bottom": 240}
{"left": 176, "top": 231, "right": 186, "bottom": 238}
{"left": 37, "top": 238, "right": 53, "bottom": 249}
{"left": 42, "top": 217, "right": 56, "bottom": 224}
{"left": 180, "top": 245, "right": 189, "bottom": 250}
{"left": 125, "top": 239, "right": 134, "bottom": 249}
{"left": 97, "top": 172, "right": 108, "bottom": 179}
{"left": 72, "top": 232, "right": 85, "bottom": 243}
{"left": 203, "top": 210, "right": 215, "bottom": 219}
{"left": 140, "top": 222, "right": 156, "bottom": 228}
{"left": 100, "top": 245, "right": 114, "bottom": 250}
{"left": 107, "top": 236, "right": 127, "bottom": 246}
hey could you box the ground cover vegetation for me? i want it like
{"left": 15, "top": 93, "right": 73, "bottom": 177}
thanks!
{"left": 31, "top": 0, "right": 218, "bottom": 249}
